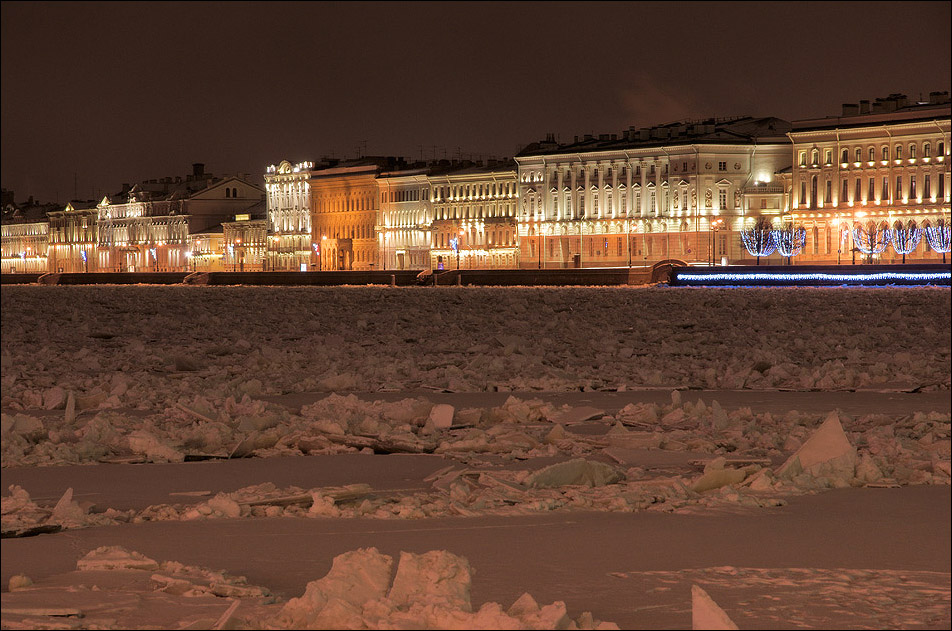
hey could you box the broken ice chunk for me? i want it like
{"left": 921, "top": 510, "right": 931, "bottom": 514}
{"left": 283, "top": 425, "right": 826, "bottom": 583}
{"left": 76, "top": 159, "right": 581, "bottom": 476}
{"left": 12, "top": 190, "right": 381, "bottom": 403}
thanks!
{"left": 692, "top": 584, "right": 738, "bottom": 630}
{"left": 776, "top": 411, "right": 857, "bottom": 484}
{"left": 527, "top": 459, "right": 625, "bottom": 488}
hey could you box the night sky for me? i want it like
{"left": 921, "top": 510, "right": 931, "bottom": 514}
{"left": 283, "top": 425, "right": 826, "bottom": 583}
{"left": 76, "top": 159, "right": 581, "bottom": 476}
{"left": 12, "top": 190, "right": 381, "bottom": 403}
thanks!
{"left": 2, "top": 1, "right": 949, "bottom": 205}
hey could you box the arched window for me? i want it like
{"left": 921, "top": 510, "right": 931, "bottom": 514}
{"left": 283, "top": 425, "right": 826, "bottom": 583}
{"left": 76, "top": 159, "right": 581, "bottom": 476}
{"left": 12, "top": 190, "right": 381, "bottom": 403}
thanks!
{"left": 924, "top": 142, "right": 931, "bottom": 158}
{"left": 882, "top": 146, "right": 888, "bottom": 161}
{"left": 841, "top": 149, "right": 849, "bottom": 163}
{"left": 909, "top": 144, "right": 916, "bottom": 159}
{"left": 225, "top": 188, "right": 231, "bottom": 198}
{"left": 811, "top": 149, "right": 819, "bottom": 165}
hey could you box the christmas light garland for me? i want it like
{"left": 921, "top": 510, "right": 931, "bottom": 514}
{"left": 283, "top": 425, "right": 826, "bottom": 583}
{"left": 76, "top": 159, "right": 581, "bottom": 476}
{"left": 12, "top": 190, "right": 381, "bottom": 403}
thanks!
{"left": 676, "top": 271, "right": 951, "bottom": 285}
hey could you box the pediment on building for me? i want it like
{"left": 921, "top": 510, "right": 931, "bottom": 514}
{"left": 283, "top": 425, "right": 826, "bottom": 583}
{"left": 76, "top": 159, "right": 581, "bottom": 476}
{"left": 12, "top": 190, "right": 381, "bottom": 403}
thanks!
{"left": 715, "top": 178, "right": 733, "bottom": 186}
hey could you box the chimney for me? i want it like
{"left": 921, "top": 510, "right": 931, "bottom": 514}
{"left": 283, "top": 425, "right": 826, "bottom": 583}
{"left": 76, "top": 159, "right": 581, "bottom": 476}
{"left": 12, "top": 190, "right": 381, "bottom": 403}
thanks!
{"left": 859, "top": 100, "right": 870, "bottom": 114}
{"left": 545, "top": 132, "right": 555, "bottom": 143}
{"left": 121, "top": 183, "right": 130, "bottom": 193}
{"left": 192, "top": 163, "right": 205, "bottom": 177}
{"left": 599, "top": 134, "right": 609, "bottom": 141}
{"left": 584, "top": 134, "right": 593, "bottom": 141}
{"left": 610, "top": 133, "right": 617, "bottom": 141}
{"left": 639, "top": 129, "right": 650, "bottom": 140}
{"left": 889, "top": 93, "right": 908, "bottom": 108}
{"left": 929, "top": 91, "right": 949, "bottom": 104}
{"left": 574, "top": 135, "right": 579, "bottom": 143}
{"left": 841, "top": 103, "right": 859, "bottom": 116}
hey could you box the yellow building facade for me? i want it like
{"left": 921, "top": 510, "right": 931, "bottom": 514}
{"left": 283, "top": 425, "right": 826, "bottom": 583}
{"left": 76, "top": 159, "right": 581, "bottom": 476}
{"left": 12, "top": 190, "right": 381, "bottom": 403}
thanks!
{"left": 786, "top": 92, "right": 951, "bottom": 263}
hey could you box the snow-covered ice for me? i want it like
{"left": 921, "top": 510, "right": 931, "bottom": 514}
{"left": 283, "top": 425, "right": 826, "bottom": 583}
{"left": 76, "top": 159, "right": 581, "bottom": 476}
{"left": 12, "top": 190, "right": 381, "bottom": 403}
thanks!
{"left": 1, "top": 285, "right": 949, "bottom": 628}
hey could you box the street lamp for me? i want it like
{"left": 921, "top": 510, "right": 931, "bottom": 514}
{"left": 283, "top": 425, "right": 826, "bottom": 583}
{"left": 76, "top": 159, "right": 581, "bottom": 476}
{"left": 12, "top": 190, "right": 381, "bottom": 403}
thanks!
{"left": 709, "top": 218, "right": 724, "bottom": 266}
{"left": 626, "top": 218, "right": 632, "bottom": 268}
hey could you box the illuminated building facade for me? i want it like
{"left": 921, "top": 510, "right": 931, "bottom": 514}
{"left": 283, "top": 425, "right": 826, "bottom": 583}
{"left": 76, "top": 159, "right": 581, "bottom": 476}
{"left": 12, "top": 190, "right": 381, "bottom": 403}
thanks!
{"left": 1, "top": 203, "right": 53, "bottom": 274}
{"left": 310, "top": 158, "right": 408, "bottom": 271}
{"left": 96, "top": 164, "right": 265, "bottom": 272}
{"left": 429, "top": 161, "right": 519, "bottom": 270}
{"left": 264, "top": 160, "right": 313, "bottom": 271}
{"left": 514, "top": 120, "right": 792, "bottom": 268}
{"left": 47, "top": 201, "right": 99, "bottom": 273}
{"left": 186, "top": 226, "right": 224, "bottom": 272}
{"left": 377, "top": 168, "right": 431, "bottom": 270}
{"left": 786, "top": 92, "right": 951, "bottom": 263}
{"left": 222, "top": 202, "right": 268, "bottom": 272}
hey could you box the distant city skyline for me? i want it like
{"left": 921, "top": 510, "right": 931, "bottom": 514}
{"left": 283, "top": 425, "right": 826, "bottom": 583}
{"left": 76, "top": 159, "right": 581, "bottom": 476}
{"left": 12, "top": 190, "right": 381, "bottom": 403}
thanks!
{"left": 2, "top": 1, "right": 950, "bottom": 204}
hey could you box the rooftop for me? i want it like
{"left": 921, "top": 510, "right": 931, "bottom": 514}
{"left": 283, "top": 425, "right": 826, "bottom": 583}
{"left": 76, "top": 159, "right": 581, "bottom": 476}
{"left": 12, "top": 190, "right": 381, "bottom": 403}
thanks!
{"left": 517, "top": 116, "right": 793, "bottom": 157}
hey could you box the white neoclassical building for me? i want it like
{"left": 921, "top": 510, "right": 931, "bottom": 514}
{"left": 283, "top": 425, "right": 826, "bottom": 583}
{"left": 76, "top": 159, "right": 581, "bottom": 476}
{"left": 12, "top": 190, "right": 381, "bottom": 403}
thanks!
{"left": 785, "top": 92, "right": 951, "bottom": 263}
{"left": 428, "top": 161, "right": 519, "bottom": 270}
{"left": 514, "top": 119, "right": 792, "bottom": 268}
{"left": 376, "top": 168, "right": 431, "bottom": 270}
{"left": 264, "top": 160, "right": 313, "bottom": 271}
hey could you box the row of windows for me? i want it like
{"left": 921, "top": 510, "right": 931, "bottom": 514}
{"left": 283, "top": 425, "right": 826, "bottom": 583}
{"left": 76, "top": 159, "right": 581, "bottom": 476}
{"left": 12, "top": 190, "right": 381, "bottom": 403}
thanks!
{"left": 383, "top": 188, "right": 427, "bottom": 203}
{"left": 314, "top": 196, "right": 375, "bottom": 213}
{"left": 800, "top": 141, "right": 947, "bottom": 167}
{"left": 799, "top": 172, "right": 948, "bottom": 207}
{"left": 434, "top": 203, "right": 515, "bottom": 221}
{"left": 433, "top": 182, "right": 514, "bottom": 201}
{"left": 434, "top": 228, "right": 516, "bottom": 249}
{"left": 317, "top": 224, "right": 375, "bottom": 240}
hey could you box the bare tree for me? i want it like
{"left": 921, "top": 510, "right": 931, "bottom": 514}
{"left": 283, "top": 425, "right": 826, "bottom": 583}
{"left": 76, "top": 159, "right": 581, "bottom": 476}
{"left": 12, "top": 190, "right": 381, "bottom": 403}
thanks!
{"left": 924, "top": 218, "right": 951, "bottom": 263}
{"left": 739, "top": 216, "right": 776, "bottom": 265}
{"left": 771, "top": 222, "right": 806, "bottom": 265}
{"left": 851, "top": 220, "right": 891, "bottom": 264}
{"left": 890, "top": 219, "right": 922, "bottom": 264}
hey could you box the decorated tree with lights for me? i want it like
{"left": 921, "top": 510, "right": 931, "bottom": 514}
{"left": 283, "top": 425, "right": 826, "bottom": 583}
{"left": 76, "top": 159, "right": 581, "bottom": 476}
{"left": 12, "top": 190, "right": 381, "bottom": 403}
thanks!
{"left": 924, "top": 218, "right": 951, "bottom": 263}
{"left": 770, "top": 222, "right": 806, "bottom": 264}
{"left": 739, "top": 216, "right": 776, "bottom": 265}
{"left": 852, "top": 220, "right": 891, "bottom": 264}
{"left": 890, "top": 219, "right": 922, "bottom": 264}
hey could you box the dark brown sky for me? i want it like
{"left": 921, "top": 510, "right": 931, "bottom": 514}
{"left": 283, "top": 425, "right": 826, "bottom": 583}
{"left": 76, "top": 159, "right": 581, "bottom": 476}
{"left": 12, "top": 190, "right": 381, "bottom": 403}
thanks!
{"left": 2, "top": 1, "right": 949, "bottom": 204}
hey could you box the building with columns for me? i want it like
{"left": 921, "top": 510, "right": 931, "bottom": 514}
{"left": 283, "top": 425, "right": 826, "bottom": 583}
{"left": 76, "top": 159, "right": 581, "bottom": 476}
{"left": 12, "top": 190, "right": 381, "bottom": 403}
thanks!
{"left": 428, "top": 160, "right": 519, "bottom": 270}
{"left": 310, "top": 157, "right": 409, "bottom": 270}
{"left": 514, "top": 119, "right": 792, "bottom": 268}
{"left": 96, "top": 164, "right": 265, "bottom": 272}
{"left": 222, "top": 201, "right": 268, "bottom": 272}
{"left": 1, "top": 201, "right": 55, "bottom": 274}
{"left": 264, "top": 160, "right": 313, "bottom": 271}
{"left": 377, "top": 167, "right": 432, "bottom": 270}
{"left": 785, "top": 92, "right": 951, "bottom": 263}
{"left": 47, "top": 201, "right": 99, "bottom": 273}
